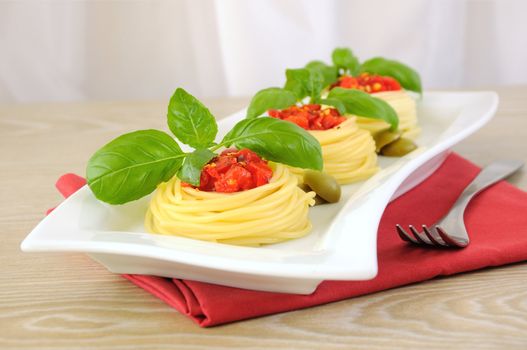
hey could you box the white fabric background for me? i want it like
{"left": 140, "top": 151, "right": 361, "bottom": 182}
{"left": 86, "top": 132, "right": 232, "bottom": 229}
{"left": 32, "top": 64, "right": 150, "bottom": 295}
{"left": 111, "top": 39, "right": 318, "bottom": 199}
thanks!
{"left": 1, "top": 0, "right": 526, "bottom": 103}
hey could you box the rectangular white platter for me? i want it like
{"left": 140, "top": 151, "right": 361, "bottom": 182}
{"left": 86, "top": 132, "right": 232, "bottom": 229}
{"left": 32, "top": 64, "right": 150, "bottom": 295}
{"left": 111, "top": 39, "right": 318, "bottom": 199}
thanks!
{"left": 21, "top": 91, "right": 498, "bottom": 294}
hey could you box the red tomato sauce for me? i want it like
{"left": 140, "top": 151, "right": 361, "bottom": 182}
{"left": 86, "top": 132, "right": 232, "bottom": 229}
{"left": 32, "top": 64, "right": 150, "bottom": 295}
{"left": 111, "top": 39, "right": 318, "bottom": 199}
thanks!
{"left": 332, "top": 72, "right": 401, "bottom": 93}
{"left": 184, "top": 148, "right": 273, "bottom": 193}
{"left": 268, "top": 104, "right": 346, "bottom": 130}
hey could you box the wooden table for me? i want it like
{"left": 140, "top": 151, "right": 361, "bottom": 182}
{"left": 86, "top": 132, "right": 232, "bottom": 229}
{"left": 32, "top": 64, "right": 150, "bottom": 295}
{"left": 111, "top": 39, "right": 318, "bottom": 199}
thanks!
{"left": 1, "top": 88, "right": 526, "bottom": 349}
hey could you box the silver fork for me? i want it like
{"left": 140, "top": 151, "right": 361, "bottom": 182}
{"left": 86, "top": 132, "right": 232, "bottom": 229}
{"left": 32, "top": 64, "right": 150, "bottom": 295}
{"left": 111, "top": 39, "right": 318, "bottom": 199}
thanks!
{"left": 396, "top": 159, "right": 524, "bottom": 248}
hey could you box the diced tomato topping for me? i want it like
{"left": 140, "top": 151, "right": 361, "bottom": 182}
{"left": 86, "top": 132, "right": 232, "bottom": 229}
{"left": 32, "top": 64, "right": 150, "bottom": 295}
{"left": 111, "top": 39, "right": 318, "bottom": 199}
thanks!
{"left": 246, "top": 161, "right": 273, "bottom": 187}
{"left": 283, "top": 114, "right": 309, "bottom": 129}
{"left": 331, "top": 72, "right": 401, "bottom": 93}
{"left": 184, "top": 148, "right": 273, "bottom": 193}
{"left": 268, "top": 104, "right": 346, "bottom": 131}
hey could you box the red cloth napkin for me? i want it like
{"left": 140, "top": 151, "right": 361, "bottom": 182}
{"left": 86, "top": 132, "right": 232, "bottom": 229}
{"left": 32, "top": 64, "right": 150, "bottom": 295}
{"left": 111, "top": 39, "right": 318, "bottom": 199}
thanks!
{"left": 55, "top": 153, "right": 527, "bottom": 327}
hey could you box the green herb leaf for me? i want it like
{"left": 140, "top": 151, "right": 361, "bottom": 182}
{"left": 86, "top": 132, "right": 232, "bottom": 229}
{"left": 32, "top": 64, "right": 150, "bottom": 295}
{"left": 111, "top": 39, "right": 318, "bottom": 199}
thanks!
{"left": 327, "top": 87, "right": 399, "bottom": 130}
{"left": 305, "top": 60, "right": 338, "bottom": 88}
{"left": 284, "top": 68, "right": 324, "bottom": 102}
{"left": 86, "top": 130, "right": 185, "bottom": 204}
{"left": 284, "top": 68, "right": 310, "bottom": 100}
{"left": 332, "top": 48, "right": 360, "bottom": 76}
{"left": 319, "top": 98, "right": 347, "bottom": 115}
{"left": 221, "top": 118, "right": 323, "bottom": 171}
{"left": 360, "top": 57, "right": 422, "bottom": 94}
{"left": 246, "top": 87, "right": 297, "bottom": 119}
{"left": 167, "top": 88, "right": 218, "bottom": 148}
{"left": 177, "top": 148, "right": 216, "bottom": 186}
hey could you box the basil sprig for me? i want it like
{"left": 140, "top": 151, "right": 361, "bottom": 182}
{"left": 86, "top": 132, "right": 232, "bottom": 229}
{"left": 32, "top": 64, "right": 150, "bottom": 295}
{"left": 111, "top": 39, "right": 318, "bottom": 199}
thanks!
{"left": 331, "top": 47, "right": 360, "bottom": 76}
{"left": 167, "top": 88, "right": 217, "bottom": 148}
{"left": 360, "top": 57, "right": 422, "bottom": 94}
{"left": 305, "top": 61, "right": 338, "bottom": 89}
{"left": 86, "top": 88, "right": 323, "bottom": 204}
{"left": 284, "top": 68, "right": 324, "bottom": 103}
{"left": 246, "top": 67, "right": 328, "bottom": 116}
{"left": 327, "top": 87, "right": 399, "bottom": 131}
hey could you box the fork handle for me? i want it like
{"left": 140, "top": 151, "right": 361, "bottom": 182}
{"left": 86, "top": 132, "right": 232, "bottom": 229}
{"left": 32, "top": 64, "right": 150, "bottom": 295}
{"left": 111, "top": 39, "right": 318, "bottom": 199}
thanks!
{"left": 451, "top": 160, "right": 524, "bottom": 212}
{"left": 430, "top": 160, "right": 523, "bottom": 247}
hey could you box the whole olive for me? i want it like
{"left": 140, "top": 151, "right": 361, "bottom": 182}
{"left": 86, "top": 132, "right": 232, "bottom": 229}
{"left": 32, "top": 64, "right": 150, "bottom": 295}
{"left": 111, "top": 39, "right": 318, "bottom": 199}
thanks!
{"left": 297, "top": 183, "right": 309, "bottom": 192}
{"left": 303, "top": 170, "right": 341, "bottom": 203}
{"left": 313, "top": 195, "right": 328, "bottom": 205}
{"left": 380, "top": 137, "right": 418, "bottom": 157}
{"left": 374, "top": 130, "right": 402, "bottom": 153}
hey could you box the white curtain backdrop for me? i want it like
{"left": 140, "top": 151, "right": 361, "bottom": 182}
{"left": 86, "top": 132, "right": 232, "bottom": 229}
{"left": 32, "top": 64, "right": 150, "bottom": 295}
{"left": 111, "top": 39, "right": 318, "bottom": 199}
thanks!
{"left": 1, "top": 0, "right": 526, "bottom": 103}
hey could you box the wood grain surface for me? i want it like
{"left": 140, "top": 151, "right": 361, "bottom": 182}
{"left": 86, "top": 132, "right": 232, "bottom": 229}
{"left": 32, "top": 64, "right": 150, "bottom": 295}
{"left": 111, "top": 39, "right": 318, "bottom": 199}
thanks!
{"left": 1, "top": 88, "right": 526, "bottom": 349}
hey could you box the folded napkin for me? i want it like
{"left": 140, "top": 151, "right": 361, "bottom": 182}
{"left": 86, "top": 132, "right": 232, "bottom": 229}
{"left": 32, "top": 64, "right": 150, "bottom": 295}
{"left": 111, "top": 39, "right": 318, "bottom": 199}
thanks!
{"left": 55, "top": 153, "right": 527, "bottom": 327}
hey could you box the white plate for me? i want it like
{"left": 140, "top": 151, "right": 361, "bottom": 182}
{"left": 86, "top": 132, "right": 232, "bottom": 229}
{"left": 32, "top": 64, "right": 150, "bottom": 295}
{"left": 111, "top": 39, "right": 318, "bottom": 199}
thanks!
{"left": 21, "top": 91, "right": 498, "bottom": 294}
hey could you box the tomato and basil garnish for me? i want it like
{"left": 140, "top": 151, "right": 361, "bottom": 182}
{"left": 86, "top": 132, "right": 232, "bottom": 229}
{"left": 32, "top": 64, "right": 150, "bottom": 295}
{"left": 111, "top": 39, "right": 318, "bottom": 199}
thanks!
{"left": 304, "top": 48, "right": 422, "bottom": 94}
{"left": 246, "top": 62, "right": 399, "bottom": 132}
{"left": 184, "top": 148, "right": 273, "bottom": 193}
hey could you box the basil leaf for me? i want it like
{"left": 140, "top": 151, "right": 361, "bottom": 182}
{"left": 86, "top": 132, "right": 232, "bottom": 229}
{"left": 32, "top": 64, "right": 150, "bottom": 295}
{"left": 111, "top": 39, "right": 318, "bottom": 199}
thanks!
{"left": 332, "top": 48, "right": 360, "bottom": 76}
{"left": 284, "top": 68, "right": 310, "bottom": 100}
{"left": 360, "top": 57, "right": 422, "bottom": 94}
{"left": 167, "top": 88, "right": 218, "bottom": 148}
{"left": 327, "top": 87, "right": 399, "bottom": 131}
{"left": 319, "top": 98, "right": 347, "bottom": 115}
{"left": 177, "top": 148, "right": 216, "bottom": 186}
{"left": 246, "top": 87, "right": 296, "bottom": 119}
{"left": 284, "top": 68, "right": 324, "bottom": 102}
{"left": 305, "top": 60, "right": 338, "bottom": 88}
{"left": 221, "top": 118, "right": 323, "bottom": 171}
{"left": 86, "top": 130, "right": 185, "bottom": 204}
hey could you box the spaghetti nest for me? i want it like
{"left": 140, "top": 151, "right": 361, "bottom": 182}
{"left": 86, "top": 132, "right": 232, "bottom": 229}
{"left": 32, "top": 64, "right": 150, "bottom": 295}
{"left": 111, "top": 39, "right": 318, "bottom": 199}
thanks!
{"left": 356, "top": 90, "right": 420, "bottom": 139}
{"left": 306, "top": 117, "right": 378, "bottom": 184}
{"left": 145, "top": 163, "right": 315, "bottom": 246}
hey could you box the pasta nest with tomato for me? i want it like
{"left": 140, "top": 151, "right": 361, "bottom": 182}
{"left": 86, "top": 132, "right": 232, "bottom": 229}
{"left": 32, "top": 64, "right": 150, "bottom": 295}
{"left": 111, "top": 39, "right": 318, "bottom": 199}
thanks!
{"left": 145, "top": 149, "right": 316, "bottom": 246}
{"left": 269, "top": 105, "right": 379, "bottom": 184}
{"left": 334, "top": 73, "right": 420, "bottom": 139}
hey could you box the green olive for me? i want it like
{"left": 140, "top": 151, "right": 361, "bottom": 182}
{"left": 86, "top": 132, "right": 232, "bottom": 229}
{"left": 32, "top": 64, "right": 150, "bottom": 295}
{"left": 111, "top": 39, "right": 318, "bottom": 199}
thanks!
{"left": 380, "top": 137, "right": 418, "bottom": 157}
{"left": 313, "top": 195, "right": 328, "bottom": 205}
{"left": 374, "top": 130, "right": 402, "bottom": 153}
{"left": 298, "top": 182, "right": 331, "bottom": 205}
{"left": 297, "top": 183, "right": 312, "bottom": 193}
{"left": 303, "top": 170, "right": 341, "bottom": 203}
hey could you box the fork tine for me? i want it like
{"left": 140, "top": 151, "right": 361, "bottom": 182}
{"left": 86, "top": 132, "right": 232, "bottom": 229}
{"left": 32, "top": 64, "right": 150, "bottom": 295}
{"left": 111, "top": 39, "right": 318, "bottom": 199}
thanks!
{"left": 396, "top": 224, "right": 417, "bottom": 243}
{"left": 422, "top": 225, "right": 447, "bottom": 246}
{"left": 435, "top": 226, "right": 468, "bottom": 248}
{"left": 409, "top": 225, "right": 432, "bottom": 244}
